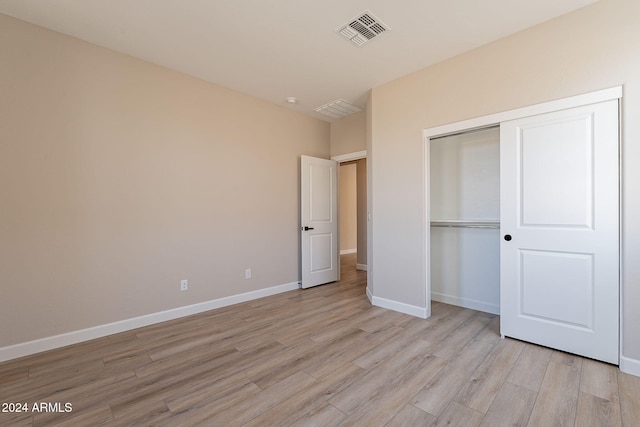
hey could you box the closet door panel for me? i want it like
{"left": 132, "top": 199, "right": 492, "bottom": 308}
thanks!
{"left": 500, "top": 99, "right": 619, "bottom": 364}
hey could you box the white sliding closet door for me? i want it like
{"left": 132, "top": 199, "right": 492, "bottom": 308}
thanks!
{"left": 500, "top": 100, "right": 619, "bottom": 364}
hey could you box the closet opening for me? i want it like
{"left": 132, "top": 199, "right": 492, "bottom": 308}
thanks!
{"left": 427, "top": 125, "right": 500, "bottom": 315}
{"left": 423, "top": 87, "right": 621, "bottom": 364}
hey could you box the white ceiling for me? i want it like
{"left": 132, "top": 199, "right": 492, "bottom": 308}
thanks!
{"left": 0, "top": 0, "right": 597, "bottom": 121}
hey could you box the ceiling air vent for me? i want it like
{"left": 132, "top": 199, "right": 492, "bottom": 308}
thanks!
{"left": 314, "top": 99, "right": 362, "bottom": 119}
{"left": 337, "top": 10, "right": 389, "bottom": 46}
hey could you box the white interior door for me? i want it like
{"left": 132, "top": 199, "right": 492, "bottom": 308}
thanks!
{"left": 500, "top": 100, "right": 619, "bottom": 364}
{"left": 301, "top": 155, "right": 338, "bottom": 289}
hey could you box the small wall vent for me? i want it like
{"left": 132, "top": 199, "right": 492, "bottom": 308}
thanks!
{"left": 314, "top": 99, "right": 362, "bottom": 119}
{"left": 337, "top": 10, "right": 389, "bottom": 46}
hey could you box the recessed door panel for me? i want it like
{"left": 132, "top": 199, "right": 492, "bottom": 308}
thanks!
{"left": 310, "top": 234, "right": 334, "bottom": 273}
{"left": 310, "top": 164, "right": 333, "bottom": 222}
{"left": 520, "top": 115, "right": 594, "bottom": 228}
{"left": 519, "top": 250, "right": 593, "bottom": 329}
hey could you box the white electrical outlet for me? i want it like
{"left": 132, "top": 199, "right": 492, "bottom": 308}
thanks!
{"left": 245, "top": 268, "right": 252, "bottom": 279}
{"left": 180, "top": 279, "right": 188, "bottom": 291}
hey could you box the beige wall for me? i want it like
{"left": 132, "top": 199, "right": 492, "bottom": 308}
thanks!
{"left": 0, "top": 14, "right": 329, "bottom": 348}
{"left": 330, "top": 111, "right": 366, "bottom": 157}
{"left": 331, "top": 113, "right": 368, "bottom": 264}
{"left": 339, "top": 163, "right": 357, "bottom": 253}
{"left": 369, "top": 0, "right": 640, "bottom": 362}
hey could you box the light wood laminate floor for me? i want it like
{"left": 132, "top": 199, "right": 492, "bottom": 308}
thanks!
{"left": 1, "top": 254, "right": 639, "bottom": 426}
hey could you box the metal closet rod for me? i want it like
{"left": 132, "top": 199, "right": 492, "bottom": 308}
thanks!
{"left": 430, "top": 220, "right": 501, "bottom": 229}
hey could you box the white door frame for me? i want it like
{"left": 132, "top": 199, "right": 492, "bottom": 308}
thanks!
{"left": 300, "top": 151, "right": 367, "bottom": 289}
{"left": 331, "top": 150, "right": 368, "bottom": 280}
{"left": 423, "top": 86, "right": 622, "bottom": 352}
{"left": 331, "top": 150, "right": 367, "bottom": 163}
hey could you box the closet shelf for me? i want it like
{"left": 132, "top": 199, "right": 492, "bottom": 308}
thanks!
{"left": 430, "top": 219, "right": 500, "bottom": 229}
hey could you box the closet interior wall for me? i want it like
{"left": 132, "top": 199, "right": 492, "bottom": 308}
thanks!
{"left": 429, "top": 127, "right": 500, "bottom": 314}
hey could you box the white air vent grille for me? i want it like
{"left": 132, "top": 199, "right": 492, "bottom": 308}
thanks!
{"left": 314, "top": 99, "right": 362, "bottom": 119}
{"left": 337, "top": 11, "right": 389, "bottom": 46}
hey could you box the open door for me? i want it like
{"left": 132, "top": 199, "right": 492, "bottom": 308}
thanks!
{"left": 500, "top": 99, "right": 619, "bottom": 364}
{"left": 301, "top": 155, "right": 338, "bottom": 288}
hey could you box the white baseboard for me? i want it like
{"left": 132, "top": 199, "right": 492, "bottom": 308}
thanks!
{"left": 431, "top": 292, "right": 500, "bottom": 315}
{"left": 371, "top": 295, "right": 428, "bottom": 319}
{"left": 366, "top": 286, "right": 373, "bottom": 304}
{"left": 0, "top": 281, "right": 300, "bottom": 363}
{"left": 620, "top": 355, "right": 640, "bottom": 377}
{"left": 356, "top": 263, "right": 368, "bottom": 271}
{"left": 340, "top": 249, "right": 357, "bottom": 255}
